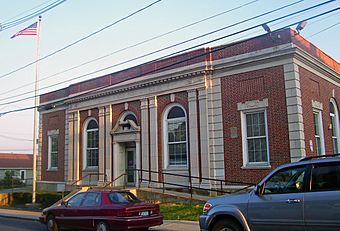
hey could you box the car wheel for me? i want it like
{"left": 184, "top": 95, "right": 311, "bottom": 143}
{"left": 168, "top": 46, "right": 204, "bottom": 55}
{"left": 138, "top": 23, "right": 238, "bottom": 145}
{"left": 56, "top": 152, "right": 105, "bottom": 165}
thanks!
{"left": 46, "top": 215, "right": 59, "bottom": 231}
{"left": 212, "top": 219, "right": 243, "bottom": 231}
{"left": 96, "top": 221, "right": 110, "bottom": 231}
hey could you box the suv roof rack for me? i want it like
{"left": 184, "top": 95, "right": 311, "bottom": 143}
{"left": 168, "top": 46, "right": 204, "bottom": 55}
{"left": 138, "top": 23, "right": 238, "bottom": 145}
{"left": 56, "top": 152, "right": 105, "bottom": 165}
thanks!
{"left": 299, "top": 153, "right": 340, "bottom": 161}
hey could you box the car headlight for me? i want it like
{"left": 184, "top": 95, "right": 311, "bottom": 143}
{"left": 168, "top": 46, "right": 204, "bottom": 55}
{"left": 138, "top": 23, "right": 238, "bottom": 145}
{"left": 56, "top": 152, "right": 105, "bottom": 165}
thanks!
{"left": 203, "top": 202, "right": 212, "bottom": 214}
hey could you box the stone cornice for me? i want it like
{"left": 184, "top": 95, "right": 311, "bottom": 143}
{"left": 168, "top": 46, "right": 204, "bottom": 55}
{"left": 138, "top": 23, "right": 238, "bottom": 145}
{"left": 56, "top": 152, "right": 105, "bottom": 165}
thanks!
{"left": 65, "top": 69, "right": 205, "bottom": 105}
{"left": 293, "top": 46, "right": 339, "bottom": 83}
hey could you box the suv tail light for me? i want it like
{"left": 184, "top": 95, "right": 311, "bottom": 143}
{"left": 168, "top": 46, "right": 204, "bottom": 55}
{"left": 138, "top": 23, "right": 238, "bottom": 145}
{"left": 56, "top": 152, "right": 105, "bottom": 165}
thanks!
{"left": 203, "top": 202, "right": 212, "bottom": 213}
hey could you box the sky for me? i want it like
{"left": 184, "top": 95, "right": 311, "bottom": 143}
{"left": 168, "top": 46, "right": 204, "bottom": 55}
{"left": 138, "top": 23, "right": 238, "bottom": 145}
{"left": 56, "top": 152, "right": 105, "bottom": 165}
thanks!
{"left": 0, "top": 0, "right": 339, "bottom": 154}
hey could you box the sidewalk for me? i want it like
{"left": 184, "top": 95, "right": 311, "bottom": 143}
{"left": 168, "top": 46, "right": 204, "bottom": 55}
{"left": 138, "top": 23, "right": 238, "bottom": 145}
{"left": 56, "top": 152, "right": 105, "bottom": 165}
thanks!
{"left": 0, "top": 207, "right": 199, "bottom": 231}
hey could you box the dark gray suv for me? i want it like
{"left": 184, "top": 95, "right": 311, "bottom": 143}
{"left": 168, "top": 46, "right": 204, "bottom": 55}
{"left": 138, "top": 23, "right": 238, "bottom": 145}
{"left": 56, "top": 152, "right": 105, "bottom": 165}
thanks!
{"left": 200, "top": 154, "right": 340, "bottom": 231}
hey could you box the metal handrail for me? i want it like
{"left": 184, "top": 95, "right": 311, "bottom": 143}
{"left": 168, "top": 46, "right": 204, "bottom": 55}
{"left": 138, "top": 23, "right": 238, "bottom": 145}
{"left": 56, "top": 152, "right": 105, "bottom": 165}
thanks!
{"left": 103, "top": 173, "right": 127, "bottom": 188}
{"left": 70, "top": 173, "right": 107, "bottom": 187}
{"left": 135, "top": 168, "right": 255, "bottom": 198}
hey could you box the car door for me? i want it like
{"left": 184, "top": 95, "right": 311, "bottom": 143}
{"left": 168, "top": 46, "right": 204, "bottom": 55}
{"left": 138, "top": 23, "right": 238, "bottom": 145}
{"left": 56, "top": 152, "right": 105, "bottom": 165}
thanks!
{"left": 304, "top": 162, "right": 340, "bottom": 230}
{"left": 248, "top": 165, "right": 307, "bottom": 231}
{"left": 57, "top": 192, "right": 86, "bottom": 229}
{"left": 76, "top": 192, "right": 102, "bottom": 229}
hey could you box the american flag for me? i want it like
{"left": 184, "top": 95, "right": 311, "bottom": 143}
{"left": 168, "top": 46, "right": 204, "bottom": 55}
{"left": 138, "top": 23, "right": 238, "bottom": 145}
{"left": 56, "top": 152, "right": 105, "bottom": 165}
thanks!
{"left": 11, "top": 22, "right": 38, "bottom": 39}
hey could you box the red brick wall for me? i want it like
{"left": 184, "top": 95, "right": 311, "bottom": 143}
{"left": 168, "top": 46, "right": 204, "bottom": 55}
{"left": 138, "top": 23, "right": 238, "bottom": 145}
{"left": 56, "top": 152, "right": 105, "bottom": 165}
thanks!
{"left": 221, "top": 66, "right": 290, "bottom": 183}
{"left": 41, "top": 110, "right": 65, "bottom": 181}
{"left": 299, "top": 66, "right": 340, "bottom": 156}
{"left": 157, "top": 92, "right": 189, "bottom": 173}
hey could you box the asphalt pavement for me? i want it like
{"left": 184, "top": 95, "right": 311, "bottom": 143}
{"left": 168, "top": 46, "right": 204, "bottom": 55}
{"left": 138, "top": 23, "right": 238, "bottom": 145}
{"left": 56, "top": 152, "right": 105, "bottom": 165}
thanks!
{"left": 0, "top": 208, "right": 199, "bottom": 231}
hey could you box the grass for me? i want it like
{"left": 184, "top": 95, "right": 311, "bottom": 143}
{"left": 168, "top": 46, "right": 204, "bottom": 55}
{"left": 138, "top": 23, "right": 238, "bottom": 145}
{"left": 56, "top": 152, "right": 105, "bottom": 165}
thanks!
{"left": 160, "top": 203, "right": 204, "bottom": 221}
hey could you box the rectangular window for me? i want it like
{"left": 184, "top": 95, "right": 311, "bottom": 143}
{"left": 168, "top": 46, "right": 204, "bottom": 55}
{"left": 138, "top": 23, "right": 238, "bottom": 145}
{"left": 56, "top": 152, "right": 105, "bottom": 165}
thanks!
{"left": 87, "top": 130, "right": 99, "bottom": 167}
{"left": 311, "top": 163, "right": 340, "bottom": 192}
{"left": 331, "top": 115, "right": 338, "bottom": 153}
{"left": 313, "top": 111, "right": 325, "bottom": 155}
{"left": 48, "top": 135, "right": 58, "bottom": 169}
{"left": 168, "top": 120, "right": 187, "bottom": 166}
{"left": 243, "top": 111, "right": 269, "bottom": 166}
{"left": 20, "top": 170, "right": 25, "bottom": 181}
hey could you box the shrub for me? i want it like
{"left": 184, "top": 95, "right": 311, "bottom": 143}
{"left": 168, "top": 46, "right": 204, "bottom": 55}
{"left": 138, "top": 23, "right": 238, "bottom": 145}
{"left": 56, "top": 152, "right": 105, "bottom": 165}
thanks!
{"left": 10, "top": 192, "right": 66, "bottom": 208}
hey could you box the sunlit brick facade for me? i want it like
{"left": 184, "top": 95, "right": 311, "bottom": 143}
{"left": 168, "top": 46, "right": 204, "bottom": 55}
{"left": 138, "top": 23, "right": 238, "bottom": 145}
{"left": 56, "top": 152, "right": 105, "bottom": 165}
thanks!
{"left": 37, "top": 29, "right": 339, "bottom": 190}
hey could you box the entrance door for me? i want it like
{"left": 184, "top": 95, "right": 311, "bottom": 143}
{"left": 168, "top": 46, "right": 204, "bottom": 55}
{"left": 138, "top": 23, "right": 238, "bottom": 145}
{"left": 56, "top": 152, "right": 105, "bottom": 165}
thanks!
{"left": 126, "top": 148, "right": 136, "bottom": 186}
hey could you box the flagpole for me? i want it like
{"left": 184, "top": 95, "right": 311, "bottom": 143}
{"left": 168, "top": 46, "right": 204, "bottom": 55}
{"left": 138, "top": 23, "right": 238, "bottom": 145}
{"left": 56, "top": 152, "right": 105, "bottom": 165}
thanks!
{"left": 32, "top": 15, "right": 42, "bottom": 204}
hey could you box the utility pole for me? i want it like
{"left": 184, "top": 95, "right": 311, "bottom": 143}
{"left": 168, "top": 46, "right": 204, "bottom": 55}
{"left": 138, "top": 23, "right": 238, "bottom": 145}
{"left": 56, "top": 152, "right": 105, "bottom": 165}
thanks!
{"left": 32, "top": 16, "right": 42, "bottom": 204}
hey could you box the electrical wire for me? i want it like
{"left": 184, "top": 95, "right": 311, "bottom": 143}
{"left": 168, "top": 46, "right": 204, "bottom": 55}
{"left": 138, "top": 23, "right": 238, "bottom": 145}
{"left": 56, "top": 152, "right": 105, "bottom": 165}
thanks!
{"left": 0, "top": 7, "right": 338, "bottom": 117}
{"left": 308, "top": 21, "right": 340, "bottom": 38}
{"left": 0, "top": 0, "right": 261, "bottom": 98}
{"left": 0, "top": 0, "right": 66, "bottom": 31}
{"left": 0, "top": 2, "right": 337, "bottom": 105}
{"left": 0, "top": 134, "right": 32, "bottom": 142}
{"left": 1, "top": 0, "right": 55, "bottom": 23}
{"left": 0, "top": 0, "right": 324, "bottom": 104}
{"left": 0, "top": 0, "right": 162, "bottom": 80}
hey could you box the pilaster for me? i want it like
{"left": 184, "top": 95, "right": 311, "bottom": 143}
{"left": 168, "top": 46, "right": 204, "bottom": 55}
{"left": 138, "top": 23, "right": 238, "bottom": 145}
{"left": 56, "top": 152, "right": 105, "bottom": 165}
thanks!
{"left": 105, "top": 105, "right": 112, "bottom": 182}
{"left": 73, "top": 111, "right": 80, "bottom": 184}
{"left": 140, "top": 99, "right": 149, "bottom": 184}
{"left": 98, "top": 106, "right": 105, "bottom": 183}
{"left": 198, "top": 87, "right": 210, "bottom": 185}
{"left": 149, "top": 96, "right": 158, "bottom": 183}
{"left": 284, "top": 63, "right": 306, "bottom": 162}
{"left": 67, "top": 112, "right": 74, "bottom": 183}
{"left": 188, "top": 89, "right": 200, "bottom": 184}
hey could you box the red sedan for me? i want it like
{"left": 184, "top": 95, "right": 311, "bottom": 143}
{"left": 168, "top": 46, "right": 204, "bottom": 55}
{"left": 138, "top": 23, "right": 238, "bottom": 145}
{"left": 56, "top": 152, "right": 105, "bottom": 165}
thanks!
{"left": 39, "top": 190, "right": 163, "bottom": 231}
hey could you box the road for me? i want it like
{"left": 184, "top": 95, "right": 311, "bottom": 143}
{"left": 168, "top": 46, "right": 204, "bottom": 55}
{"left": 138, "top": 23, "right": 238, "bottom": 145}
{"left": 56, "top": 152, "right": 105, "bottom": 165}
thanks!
{"left": 0, "top": 217, "right": 198, "bottom": 231}
{"left": 0, "top": 217, "right": 46, "bottom": 231}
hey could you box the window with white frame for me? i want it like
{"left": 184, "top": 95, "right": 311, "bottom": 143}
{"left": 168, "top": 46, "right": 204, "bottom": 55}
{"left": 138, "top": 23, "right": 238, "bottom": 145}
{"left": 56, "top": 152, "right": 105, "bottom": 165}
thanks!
{"left": 48, "top": 130, "right": 59, "bottom": 170}
{"left": 84, "top": 119, "right": 99, "bottom": 168}
{"left": 313, "top": 110, "right": 325, "bottom": 155}
{"left": 238, "top": 99, "right": 269, "bottom": 167}
{"left": 164, "top": 105, "right": 188, "bottom": 167}
{"left": 244, "top": 111, "right": 269, "bottom": 165}
{"left": 330, "top": 100, "right": 340, "bottom": 153}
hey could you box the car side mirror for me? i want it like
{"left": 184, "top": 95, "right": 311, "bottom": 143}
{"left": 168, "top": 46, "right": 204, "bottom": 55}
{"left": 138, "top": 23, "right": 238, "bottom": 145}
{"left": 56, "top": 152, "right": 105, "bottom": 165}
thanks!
{"left": 61, "top": 200, "right": 68, "bottom": 206}
{"left": 255, "top": 183, "right": 265, "bottom": 196}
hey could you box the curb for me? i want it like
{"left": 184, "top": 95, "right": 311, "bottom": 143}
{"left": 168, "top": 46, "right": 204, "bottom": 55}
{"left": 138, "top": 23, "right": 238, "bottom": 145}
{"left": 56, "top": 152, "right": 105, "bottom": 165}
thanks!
{"left": 0, "top": 213, "right": 39, "bottom": 221}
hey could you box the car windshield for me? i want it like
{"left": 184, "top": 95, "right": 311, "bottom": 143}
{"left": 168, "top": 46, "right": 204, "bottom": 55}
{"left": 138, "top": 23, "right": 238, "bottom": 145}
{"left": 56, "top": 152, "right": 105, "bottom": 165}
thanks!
{"left": 108, "top": 191, "right": 141, "bottom": 204}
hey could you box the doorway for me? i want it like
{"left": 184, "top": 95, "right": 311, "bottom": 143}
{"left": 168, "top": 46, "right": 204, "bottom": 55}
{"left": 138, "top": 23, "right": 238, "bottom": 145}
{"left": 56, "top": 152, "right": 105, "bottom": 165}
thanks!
{"left": 126, "top": 148, "right": 136, "bottom": 186}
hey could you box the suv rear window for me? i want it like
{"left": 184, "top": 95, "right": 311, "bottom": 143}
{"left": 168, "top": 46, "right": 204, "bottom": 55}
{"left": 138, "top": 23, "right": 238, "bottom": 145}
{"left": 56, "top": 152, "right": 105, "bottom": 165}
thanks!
{"left": 311, "top": 163, "right": 340, "bottom": 191}
{"left": 108, "top": 192, "right": 141, "bottom": 204}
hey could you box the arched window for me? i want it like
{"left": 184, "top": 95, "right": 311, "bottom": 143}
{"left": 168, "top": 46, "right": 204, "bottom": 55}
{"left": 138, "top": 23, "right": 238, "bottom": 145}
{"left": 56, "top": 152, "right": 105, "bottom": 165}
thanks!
{"left": 84, "top": 119, "right": 99, "bottom": 168}
{"left": 123, "top": 113, "right": 138, "bottom": 125}
{"left": 164, "top": 105, "right": 188, "bottom": 167}
{"left": 330, "top": 100, "right": 340, "bottom": 153}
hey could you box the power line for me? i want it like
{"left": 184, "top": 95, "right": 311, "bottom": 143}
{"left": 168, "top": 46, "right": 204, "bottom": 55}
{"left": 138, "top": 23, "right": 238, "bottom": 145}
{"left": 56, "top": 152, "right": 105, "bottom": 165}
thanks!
{"left": 230, "top": 7, "right": 340, "bottom": 45}
{"left": 0, "top": 7, "right": 338, "bottom": 117}
{"left": 0, "top": 149, "right": 32, "bottom": 152}
{"left": 0, "top": 134, "right": 32, "bottom": 142}
{"left": 308, "top": 21, "right": 340, "bottom": 38}
{"left": 0, "top": 0, "right": 66, "bottom": 31}
{"left": 0, "top": 0, "right": 162, "bottom": 80}
{"left": 0, "top": 0, "right": 261, "bottom": 98}
{"left": 1, "top": 0, "right": 55, "bottom": 23}
{"left": 0, "top": 1, "right": 336, "bottom": 105}
{"left": 0, "top": 0, "right": 321, "bottom": 104}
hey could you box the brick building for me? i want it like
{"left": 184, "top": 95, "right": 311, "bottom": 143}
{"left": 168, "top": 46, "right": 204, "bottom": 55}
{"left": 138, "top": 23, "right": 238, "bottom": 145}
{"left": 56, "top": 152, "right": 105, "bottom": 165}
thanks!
{"left": 37, "top": 29, "right": 339, "bottom": 190}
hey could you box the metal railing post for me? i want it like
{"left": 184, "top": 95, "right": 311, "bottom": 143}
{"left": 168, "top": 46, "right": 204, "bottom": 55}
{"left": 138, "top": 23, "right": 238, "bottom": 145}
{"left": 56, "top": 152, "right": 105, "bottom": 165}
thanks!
{"left": 162, "top": 172, "right": 165, "bottom": 193}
